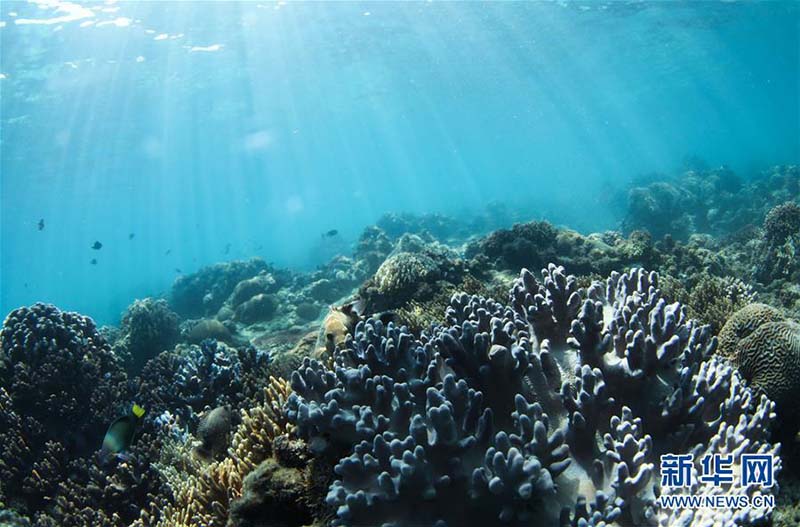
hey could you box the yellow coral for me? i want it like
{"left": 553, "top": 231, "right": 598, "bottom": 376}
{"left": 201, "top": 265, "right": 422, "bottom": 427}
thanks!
{"left": 138, "top": 377, "right": 293, "bottom": 527}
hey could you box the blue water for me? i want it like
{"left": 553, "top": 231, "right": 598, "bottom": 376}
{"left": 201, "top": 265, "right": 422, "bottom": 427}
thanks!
{"left": 1, "top": 1, "right": 798, "bottom": 324}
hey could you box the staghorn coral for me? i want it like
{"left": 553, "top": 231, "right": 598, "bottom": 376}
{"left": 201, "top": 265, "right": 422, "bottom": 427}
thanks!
{"left": 115, "top": 297, "right": 180, "bottom": 374}
{"left": 287, "top": 264, "right": 779, "bottom": 527}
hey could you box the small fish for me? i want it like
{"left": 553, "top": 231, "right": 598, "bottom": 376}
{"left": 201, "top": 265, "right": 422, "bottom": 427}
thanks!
{"left": 91, "top": 241, "right": 103, "bottom": 250}
{"left": 164, "top": 249, "right": 171, "bottom": 255}
{"left": 323, "top": 229, "right": 339, "bottom": 238}
{"left": 224, "top": 243, "right": 231, "bottom": 255}
{"left": 128, "top": 233, "right": 135, "bottom": 240}
{"left": 101, "top": 404, "right": 145, "bottom": 458}
{"left": 24, "top": 282, "right": 28, "bottom": 289}
{"left": 90, "top": 258, "right": 98, "bottom": 265}
{"left": 175, "top": 268, "right": 182, "bottom": 273}
{"left": 38, "top": 219, "right": 45, "bottom": 231}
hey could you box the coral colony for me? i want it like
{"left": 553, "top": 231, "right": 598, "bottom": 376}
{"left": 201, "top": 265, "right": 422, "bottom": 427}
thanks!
{"left": 1, "top": 165, "right": 799, "bottom": 526}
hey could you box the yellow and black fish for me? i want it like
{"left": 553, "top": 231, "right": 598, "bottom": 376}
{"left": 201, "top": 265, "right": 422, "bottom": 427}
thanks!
{"left": 101, "top": 403, "right": 145, "bottom": 458}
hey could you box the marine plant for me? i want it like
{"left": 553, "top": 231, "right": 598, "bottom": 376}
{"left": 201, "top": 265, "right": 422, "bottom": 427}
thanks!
{"left": 287, "top": 264, "right": 779, "bottom": 527}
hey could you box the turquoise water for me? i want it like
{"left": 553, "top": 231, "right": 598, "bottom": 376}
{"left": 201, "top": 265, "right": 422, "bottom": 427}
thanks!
{"left": 1, "top": 1, "right": 798, "bottom": 324}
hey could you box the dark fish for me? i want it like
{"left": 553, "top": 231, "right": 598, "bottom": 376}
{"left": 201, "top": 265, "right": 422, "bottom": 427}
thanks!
{"left": 90, "top": 258, "right": 97, "bottom": 265}
{"left": 165, "top": 249, "right": 171, "bottom": 255}
{"left": 224, "top": 243, "right": 231, "bottom": 255}
{"left": 24, "top": 282, "right": 28, "bottom": 289}
{"left": 128, "top": 233, "right": 135, "bottom": 240}
{"left": 38, "top": 219, "right": 45, "bottom": 231}
{"left": 193, "top": 406, "right": 232, "bottom": 461}
{"left": 101, "top": 404, "right": 145, "bottom": 458}
{"left": 175, "top": 268, "right": 182, "bottom": 273}
{"left": 323, "top": 229, "right": 339, "bottom": 237}
{"left": 91, "top": 241, "right": 103, "bottom": 250}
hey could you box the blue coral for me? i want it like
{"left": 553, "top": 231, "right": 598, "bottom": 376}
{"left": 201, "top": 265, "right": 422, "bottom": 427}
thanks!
{"left": 286, "top": 264, "right": 779, "bottom": 527}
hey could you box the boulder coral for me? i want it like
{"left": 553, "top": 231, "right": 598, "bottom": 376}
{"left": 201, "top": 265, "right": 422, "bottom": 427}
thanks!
{"left": 287, "top": 264, "right": 779, "bottom": 527}
{"left": 115, "top": 297, "right": 180, "bottom": 373}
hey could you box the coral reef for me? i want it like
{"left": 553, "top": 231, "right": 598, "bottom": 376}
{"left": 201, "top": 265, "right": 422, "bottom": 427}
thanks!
{"left": 623, "top": 165, "right": 798, "bottom": 240}
{"left": 114, "top": 297, "right": 180, "bottom": 373}
{"left": 360, "top": 236, "right": 466, "bottom": 313}
{"left": 141, "top": 377, "right": 302, "bottom": 527}
{"left": 136, "top": 339, "right": 270, "bottom": 429}
{"left": 287, "top": 265, "right": 778, "bottom": 527}
{"left": 170, "top": 258, "right": 272, "bottom": 318}
{"left": 755, "top": 201, "right": 800, "bottom": 283}
{"left": 0, "top": 304, "right": 129, "bottom": 514}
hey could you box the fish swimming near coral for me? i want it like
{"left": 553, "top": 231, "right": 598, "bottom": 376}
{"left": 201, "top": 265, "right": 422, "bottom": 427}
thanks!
{"left": 90, "top": 258, "right": 98, "bottom": 265}
{"left": 314, "top": 300, "right": 396, "bottom": 359}
{"left": 323, "top": 229, "right": 338, "bottom": 237}
{"left": 193, "top": 405, "right": 232, "bottom": 461}
{"left": 100, "top": 403, "right": 145, "bottom": 459}
{"left": 315, "top": 299, "right": 364, "bottom": 358}
{"left": 91, "top": 241, "right": 103, "bottom": 250}
{"left": 38, "top": 218, "right": 44, "bottom": 231}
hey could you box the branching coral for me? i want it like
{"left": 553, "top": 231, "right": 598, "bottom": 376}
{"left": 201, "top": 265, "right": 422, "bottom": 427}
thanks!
{"left": 137, "top": 339, "right": 270, "bottom": 429}
{"left": 287, "top": 264, "right": 779, "bottom": 527}
{"left": 146, "top": 377, "right": 294, "bottom": 527}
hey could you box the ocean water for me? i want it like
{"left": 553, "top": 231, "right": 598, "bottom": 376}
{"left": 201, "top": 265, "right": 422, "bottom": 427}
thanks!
{"left": 1, "top": 0, "right": 798, "bottom": 324}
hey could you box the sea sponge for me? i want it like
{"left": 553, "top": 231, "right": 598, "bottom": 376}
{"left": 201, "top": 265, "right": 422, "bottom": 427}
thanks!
{"left": 717, "top": 303, "right": 783, "bottom": 359}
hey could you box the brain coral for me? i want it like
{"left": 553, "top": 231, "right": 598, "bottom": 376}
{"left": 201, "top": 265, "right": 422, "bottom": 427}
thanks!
{"left": 734, "top": 320, "right": 800, "bottom": 437}
{"left": 287, "top": 265, "right": 778, "bottom": 527}
{"left": 716, "top": 303, "right": 784, "bottom": 359}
